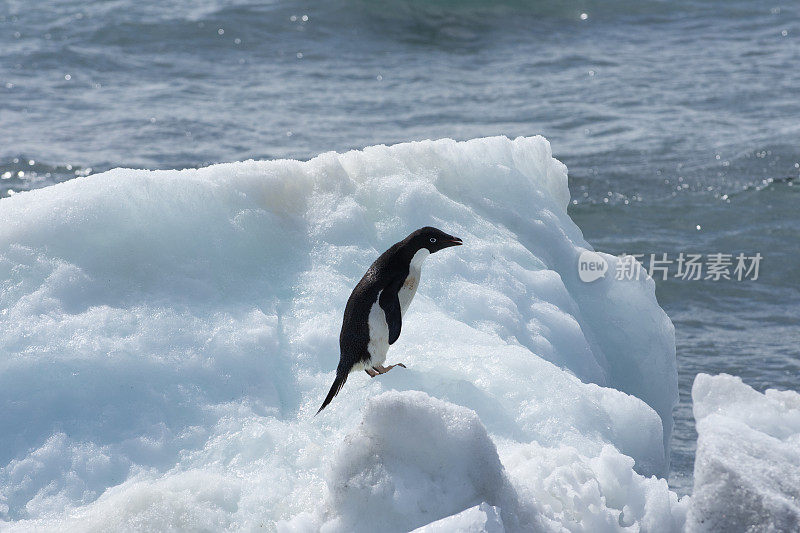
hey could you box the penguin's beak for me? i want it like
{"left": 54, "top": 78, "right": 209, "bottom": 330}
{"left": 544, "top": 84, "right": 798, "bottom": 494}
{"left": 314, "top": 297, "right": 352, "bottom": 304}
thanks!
{"left": 443, "top": 236, "right": 463, "bottom": 247}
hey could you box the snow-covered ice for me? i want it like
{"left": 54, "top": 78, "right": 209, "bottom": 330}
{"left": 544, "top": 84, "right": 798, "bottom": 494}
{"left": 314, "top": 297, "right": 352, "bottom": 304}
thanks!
{"left": 687, "top": 373, "right": 800, "bottom": 532}
{"left": 411, "top": 502, "right": 505, "bottom": 533}
{"left": 1, "top": 135, "right": 688, "bottom": 531}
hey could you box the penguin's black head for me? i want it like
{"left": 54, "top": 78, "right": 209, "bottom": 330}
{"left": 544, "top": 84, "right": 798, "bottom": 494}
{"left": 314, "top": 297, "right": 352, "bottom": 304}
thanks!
{"left": 406, "top": 226, "right": 463, "bottom": 254}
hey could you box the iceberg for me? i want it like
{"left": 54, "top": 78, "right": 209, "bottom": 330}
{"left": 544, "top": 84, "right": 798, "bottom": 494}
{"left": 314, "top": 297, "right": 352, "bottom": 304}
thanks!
{"left": 687, "top": 374, "right": 800, "bottom": 532}
{"left": 0, "top": 136, "right": 685, "bottom": 531}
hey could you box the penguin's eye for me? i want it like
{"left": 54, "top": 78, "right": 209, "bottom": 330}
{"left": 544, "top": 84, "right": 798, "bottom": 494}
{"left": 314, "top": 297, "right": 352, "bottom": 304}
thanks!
{"left": 429, "top": 237, "right": 436, "bottom": 243}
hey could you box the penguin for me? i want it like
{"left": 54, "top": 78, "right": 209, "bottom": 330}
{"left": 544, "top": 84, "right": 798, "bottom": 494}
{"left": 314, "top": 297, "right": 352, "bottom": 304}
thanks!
{"left": 316, "top": 227, "right": 463, "bottom": 414}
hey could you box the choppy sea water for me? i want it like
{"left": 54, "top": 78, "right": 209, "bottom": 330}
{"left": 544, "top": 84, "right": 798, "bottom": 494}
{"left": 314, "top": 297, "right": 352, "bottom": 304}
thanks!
{"left": 2, "top": 0, "right": 798, "bottom": 496}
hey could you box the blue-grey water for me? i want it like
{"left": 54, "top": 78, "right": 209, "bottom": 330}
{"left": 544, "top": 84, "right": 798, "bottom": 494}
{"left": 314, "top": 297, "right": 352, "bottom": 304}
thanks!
{"left": 2, "top": 0, "right": 799, "bottom": 496}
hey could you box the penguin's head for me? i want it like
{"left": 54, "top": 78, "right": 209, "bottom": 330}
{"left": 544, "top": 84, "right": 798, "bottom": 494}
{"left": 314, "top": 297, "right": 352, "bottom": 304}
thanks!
{"left": 406, "top": 226, "right": 463, "bottom": 254}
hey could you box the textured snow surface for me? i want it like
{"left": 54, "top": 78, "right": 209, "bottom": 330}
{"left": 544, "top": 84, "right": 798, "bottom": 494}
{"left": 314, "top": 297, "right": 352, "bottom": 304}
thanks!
{"left": 410, "top": 502, "right": 505, "bottom": 533}
{"left": 687, "top": 373, "right": 800, "bottom": 533}
{"left": 0, "top": 136, "right": 684, "bottom": 531}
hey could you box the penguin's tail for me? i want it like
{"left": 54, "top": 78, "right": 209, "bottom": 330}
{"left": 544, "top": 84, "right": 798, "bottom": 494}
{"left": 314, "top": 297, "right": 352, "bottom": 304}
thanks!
{"left": 316, "top": 370, "right": 348, "bottom": 415}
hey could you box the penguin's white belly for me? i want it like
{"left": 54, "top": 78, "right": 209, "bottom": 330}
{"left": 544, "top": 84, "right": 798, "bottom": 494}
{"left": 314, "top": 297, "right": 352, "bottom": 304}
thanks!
{"left": 399, "top": 248, "right": 428, "bottom": 316}
{"left": 398, "top": 271, "right": 419, "bottom": 316}
{"left": 366, "top": 291, "right": 390, "bottom": 367}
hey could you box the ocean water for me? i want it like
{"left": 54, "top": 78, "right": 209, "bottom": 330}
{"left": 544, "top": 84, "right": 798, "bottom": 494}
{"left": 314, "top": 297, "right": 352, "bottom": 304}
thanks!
{"left": 2, "top": 0, "right": 799, "bottom": 497}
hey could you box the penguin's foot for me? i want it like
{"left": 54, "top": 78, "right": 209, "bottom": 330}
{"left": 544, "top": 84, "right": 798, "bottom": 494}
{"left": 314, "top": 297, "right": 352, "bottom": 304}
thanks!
{"left": 365, "top": 368, "right": 379, "bottom": 377}
{"left": 373, "top": 363, "right": 406, "bottom": 375}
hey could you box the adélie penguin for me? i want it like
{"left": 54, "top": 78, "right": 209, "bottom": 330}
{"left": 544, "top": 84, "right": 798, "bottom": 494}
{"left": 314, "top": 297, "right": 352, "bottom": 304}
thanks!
{"left": 316, "top": 227, "right": 463, "bottom": 414}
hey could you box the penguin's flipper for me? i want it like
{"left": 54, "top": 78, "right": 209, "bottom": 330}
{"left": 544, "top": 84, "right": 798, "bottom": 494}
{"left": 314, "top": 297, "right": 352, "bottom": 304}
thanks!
{"left": 379, "top": 286, "right": 402, "bottom": 345}
{"left": 316, "top": 371, "right": 348, "bottom": 415}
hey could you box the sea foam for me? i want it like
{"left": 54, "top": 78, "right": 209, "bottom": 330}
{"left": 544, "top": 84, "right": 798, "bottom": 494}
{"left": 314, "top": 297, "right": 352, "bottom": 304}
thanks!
{"left": 1, "top": 136, "right": 685, "bottom": 530}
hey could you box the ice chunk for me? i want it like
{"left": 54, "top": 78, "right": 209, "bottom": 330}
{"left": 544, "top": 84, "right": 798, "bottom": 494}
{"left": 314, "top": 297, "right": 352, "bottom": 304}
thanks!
{"left": 0, "top": 136, "right": 680, "bottom": 529}
{"left": 687, "top": 373, "right": 800, "bottom": 532}
{"left": 314, "top": 391, "right": 525, "bottom": 532}
{"left": 410, "top": 502, "right": 505, "bottom": 533}
{"left": 503, "top": 441, "right": 688, "bottom": 532}
{"left": 282, "top": 391, "right": 687, "bottom": 533}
